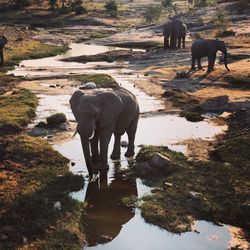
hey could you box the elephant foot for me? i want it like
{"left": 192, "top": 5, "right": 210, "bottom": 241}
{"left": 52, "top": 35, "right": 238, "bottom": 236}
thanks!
{"left": 125, "top": 150, "right": 135, "bottom": 158}
{"left": 190, "top": 66, "right": 196, "bottom": 71}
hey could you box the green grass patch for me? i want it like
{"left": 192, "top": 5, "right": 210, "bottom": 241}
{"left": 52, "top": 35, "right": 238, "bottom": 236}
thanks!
{"left": 70, "top": 73, "right": 118, "bottom": 88}
{"left": 0, "top": 135, "right": 86, "bottom": 249}
{"left": 5, "top": 40, "right": 69, "bottom": 68}
{"left": 0, "top": 89, "right": 38, "bottom": 135}
{"left": 135, "top": 116, "right": 250, "bottom": 235}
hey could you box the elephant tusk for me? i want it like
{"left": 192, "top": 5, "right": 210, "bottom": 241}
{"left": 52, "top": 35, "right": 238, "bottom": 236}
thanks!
{"left": 89, "top": 130, "right": 95, "bottom": 140}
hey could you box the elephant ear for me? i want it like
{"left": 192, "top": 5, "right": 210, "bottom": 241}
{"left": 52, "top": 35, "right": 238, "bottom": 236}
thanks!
{"left": 97, "top": 91, "right": 124, "bottom": 128}
{"left": 206, "top": 39, "right": 218, "bottom": 54}
{"left": 69, "top": 91, "right": 85, "bottom": 122}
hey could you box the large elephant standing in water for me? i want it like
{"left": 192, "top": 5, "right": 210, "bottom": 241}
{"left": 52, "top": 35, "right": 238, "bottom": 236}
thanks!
{"left": 70, "top": 87, "right": 139, "bottom": 177}
{"left": 190, "top": 38, "right": 230, "bottom": 72}
{"left": 163, "top": 20, "right": 187, "bottom": 49}
{"left": 0, "top": 35, "right": 7, "bottom": 67}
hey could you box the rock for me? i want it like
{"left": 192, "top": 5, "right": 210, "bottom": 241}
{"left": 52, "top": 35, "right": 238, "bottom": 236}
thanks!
{"left": 36, "top": 121, "right": 47, "bottom": 128}
{"left": 47, "top": 113, "right": 67, "bottom": 125}
{"left": 148, "top": 153, "right": 176, "bottom": 175}
{"left": 58, "top": 122, "right": 70, "bottom": 131}
{"left": 121, "top": 140, "right": 128, "bottom": 147}
{"left": 176, "top": 71, "right": 188, "bottom": 78}
{"left": 27, "top": 127, "right": 48, "bottom": 137}
{"left": 135, "top": 153, "right": 180, "bottom": 177}
{"left": 199, "top": 95, "right": 229, "bottom": 112}
{"left": 189, "top": 191, "right": 206, "bottom": 201}
{"left": 53, "top": 201, "right": 61, "bottom": 210}
{"left": 79, "top": 82, "right": 97, "bottom": 90}
{"left": 49, "top": 85, "right": 56, "bottom": 88}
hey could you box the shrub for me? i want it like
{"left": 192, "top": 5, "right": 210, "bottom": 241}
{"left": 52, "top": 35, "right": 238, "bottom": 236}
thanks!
{"left": 49, "top": 0, "right": 57, "bottom": 10}
{"left": 161, "top": 0, "right": 172, "bottom": 8}
{"left": 213, "top": 9, "right": 229, "bottom": 37}
{"left": 143, "top": 5, "right": 162, "bottom": 23}
{"left": 74, "top": 5, "right": 87, "bottom": 14}
{"left": 10, "top": 0, "right": 32, "bottom": 9}
{"left": 105, "top": 0, "right": 118, "bottom": 17}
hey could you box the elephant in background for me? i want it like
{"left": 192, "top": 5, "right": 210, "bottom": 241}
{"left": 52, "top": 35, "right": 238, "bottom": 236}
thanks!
{"left": 0, "top": 35, "right": 7, "bottom": 67}
{"left": 163, "top": 20, "right": 187, "bottom": 49}
{"left": 70, "top": 87, "right": 139, "bottom": 177}
{"left": 191, "top": 38, "right": 230, "bottom": 73}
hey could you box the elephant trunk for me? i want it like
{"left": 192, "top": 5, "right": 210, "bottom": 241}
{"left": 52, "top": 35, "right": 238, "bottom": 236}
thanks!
{"left": 224, "top": 53, "right": 230, "bottom": 71}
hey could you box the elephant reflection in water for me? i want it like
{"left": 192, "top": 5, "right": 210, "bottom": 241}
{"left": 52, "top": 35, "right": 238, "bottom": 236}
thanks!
{"left": 84, "top": 166, "right": 137, "bottom": 246}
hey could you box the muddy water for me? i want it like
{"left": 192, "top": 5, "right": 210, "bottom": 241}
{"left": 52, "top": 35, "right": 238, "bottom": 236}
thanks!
{"left": 11, "top": 43, "right": 246, "bottom": 249}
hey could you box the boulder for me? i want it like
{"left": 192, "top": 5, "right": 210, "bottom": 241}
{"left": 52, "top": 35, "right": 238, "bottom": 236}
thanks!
{"left": 135, "top": 153, "right": 180, "bottom": 177}
{"left": 47, "top": 113, "right": 67, "bottom": 125}
{"left": 79, "top": 82, "right": 97, "bottom": 90}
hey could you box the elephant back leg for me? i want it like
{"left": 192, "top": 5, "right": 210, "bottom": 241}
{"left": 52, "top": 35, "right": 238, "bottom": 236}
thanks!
{"left": 111, "top": 133, "right": 121, "bottom": 160}
{"left": 125, "top": 116, "right": 138, "bottom": 157}
{"left": 191, "top": 53, "right": 196, "bottom": 70}
{"left": 177, "top": 37, "right": 181, "bottom": 48}
{"left": 197, "top": 57, "right": 202, "bottom": 69}
{"left": 182, "top": 35, "right": 186, "bottom": 49}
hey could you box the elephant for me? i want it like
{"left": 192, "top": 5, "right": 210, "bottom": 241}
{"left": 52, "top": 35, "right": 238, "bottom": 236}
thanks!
{"left": 190, "top": 38, "right": 230, "bottom": 73}
{"left": 0, "top": 35, "right": 7, "bottom": 67}
{"left": 69, "top": 87, "right": 139, "bottom": 177}
{"left": 163, "top": 20, "right": 187, "bottom": 49}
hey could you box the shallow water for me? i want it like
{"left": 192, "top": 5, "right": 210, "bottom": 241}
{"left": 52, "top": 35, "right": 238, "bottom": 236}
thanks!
{"left": 11, "top": 42, "right": 247, "bottom": 249}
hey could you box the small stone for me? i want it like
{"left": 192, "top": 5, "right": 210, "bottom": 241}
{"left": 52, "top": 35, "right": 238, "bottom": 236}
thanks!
{"left": 49, "top": 85, "right": 56, "bottom": 88}
{"left": 47, "top": 113, "right": 67, "bottom": 125}
{"left": 71, "top": 162, "right": 76, "bottom": 166}
{"left": 79, "top": 82, "right": 97, "bottom": 90}
{"left": 165, "top": 182, "right": 173, "bottom": 187}
{"left": 53, "top": 201, "right": 61, "bottom": 210}
{"left": 176, "top": 71, "right": 188, "bottom": 78}
{"left": 121, "top": 141, "right": 128, "bottom": 147}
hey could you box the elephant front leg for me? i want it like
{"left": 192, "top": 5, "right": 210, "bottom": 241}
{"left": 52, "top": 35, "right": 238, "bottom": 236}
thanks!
{"left": 207, "top": 53, "right": 216, "bottom": 72}
{"left": 111, "top": 134, "right": 121, "bottom": 160}
{"left": 99, "top": 130, "right": 112, "bottom": 170}
{"left": 90, "top": 130, "right": 99, "bottom": 164}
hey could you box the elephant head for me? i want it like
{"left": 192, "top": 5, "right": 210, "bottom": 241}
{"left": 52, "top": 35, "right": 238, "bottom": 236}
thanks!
{"left": 69, "top": 90, "right": 124, "bottom": 176}
{"left": 0, "top": 35, "right": 7, "bottom": 48}
{"left": 208, "top": 39, "right": 229, "bottom": 71}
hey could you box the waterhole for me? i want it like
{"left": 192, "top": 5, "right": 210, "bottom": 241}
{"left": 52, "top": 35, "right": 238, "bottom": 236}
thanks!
{"left": 10, "top": 42, "right": 246, "bottom": 249}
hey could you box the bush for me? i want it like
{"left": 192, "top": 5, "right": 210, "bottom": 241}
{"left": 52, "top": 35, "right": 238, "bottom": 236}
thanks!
{"left": 10, "top": 0, "right": 32, "bottom": 9}
{"left": 213, "top": 9, "right": 229, "bottom": 37}
{"left": 49, "top": 0, "right": 57, "bottom": 10}
{"left": 74, "top": 5, "right": 87, "bottom": 14}
{"left": 105, "top": 0, "right": 118, "bottom": 17}
{"left": 143, "top": 5, "right": 162, "bottom": 23}
{"left": 161, "top": 0, "right": 172, "bottom": 8}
